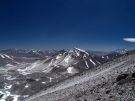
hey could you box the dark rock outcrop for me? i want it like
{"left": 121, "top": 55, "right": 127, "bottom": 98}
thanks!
{"left": 116, "top": 74, "right": 128, "bottom": 82}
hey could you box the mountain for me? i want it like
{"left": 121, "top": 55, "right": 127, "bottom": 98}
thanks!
{"left": 0, "top": 48, "right": 129, "bottom": 70}
{"left": 114, "top": 48, "right": 129, "bottom": 54}
{"left": 26, "top": 49, "right": 135, "bottom": 101}
{"left": 87, "top": 50, "right": 110, "bottom": 56}
{"left": 0, "top": 49, "right": 50, "bottom": 58}
{"left": 0, "top": 48, "right": 131, "bottom": 101}
{"left": 94, "top": 52, "right": 122, "bottom": 63}
{"left": 0, "top": 49, "right": 59, "bottom": 67}
{"left": 18, "top": 48, "right": 100, "bottom": 75}
{"left": 86, "top": 49, "right": 129, "bottom": 63}
{"left": 0, "top": 53, "right": 17, "bottom": 67}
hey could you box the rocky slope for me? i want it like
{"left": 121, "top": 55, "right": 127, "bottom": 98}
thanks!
{"left": 26, "top": 50, "right": 135, "bottom": 101}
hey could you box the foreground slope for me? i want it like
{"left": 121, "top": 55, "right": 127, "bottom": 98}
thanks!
{"left": 26, "top": 51, "right": 135, "bottom": 101}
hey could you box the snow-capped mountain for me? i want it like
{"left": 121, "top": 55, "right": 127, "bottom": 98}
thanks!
{"left": 94, "top": 52, "right": 122, "bottom": 63}
{"left": 0, "top": 49, "right": 59, "bottom": 67}
{"left": 92, "top": 49, "right": 129, "bottom": 63}
{"left": 0, "top": 48, "right": 129, "bottom": 68}
{"left": 18, "top": 48, "right": 100, "bottom": 75}
{"left": 114, "top": 48, "right": 129, "bottom": 54}
{"left": 0, "top": 53, "right": 17, "bottom": 67}
{"left": 0, "top": 49, "right": 46, "bottom": 58}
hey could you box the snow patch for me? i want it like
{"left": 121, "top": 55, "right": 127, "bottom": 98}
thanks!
{"left": 0, "top": 91, "right": 20, "bottom": 101}
{"left": 4, "top": 85, "right": 12, "bottom": 89}
{"left": 25, "top": 84, "right": 29, "bottom": 88}
{"left": 56, "top": 54, "right": 62, "bottom": 59}
{"left": 96, "top": 61, "right": 101, "bottom": 64}
{"left": 85, "top": 60, "right": 89, "bottom": 69}
{"left": 83, "top": 54, "right": 87, "bottom": 58}
{"left": 42, "top": 82, "right": 46, "bottom": 84}
{"left": 4, "top": 54, "right": 13, "bottom": 60}
{"left": 23, "top": 95, "right": 29, "bottom": 98}
{"left": 6, "top": 76, "right": 16, "bottom": 80}
{"left": 6, "top": 64, "right": 14, "bottom": 67}
{"left": 0, "top": 54, "right": 5, "bottom": 58}
{"left": 102, "top": 56, "right": 104, "bottom": 58}
{"left": 49, "top": 77, "right": 53, "bottom": 82}
{"left": 35, "top": 78, "right": 40, "bottom": 81}
{"left": 64, "top": 55, "right": 71, "bottom": 63}
{"left": 74, "top": 50, "right": 80, "bottom": 56}
{"left": 75, "top": 48, "right": 89, "bottom": 55}
{"left": 0, "top": 54, "right": 13, "bottom": 60}
{"left": 89, "top": 59, "right": 96, "bottom": 66}
{"left": 67, "top": 67, "right": 78, "bottom": 74}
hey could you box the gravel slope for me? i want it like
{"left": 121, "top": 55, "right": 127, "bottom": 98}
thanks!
{"left": 25, "top": 53, "right": 135, "bottom": 101}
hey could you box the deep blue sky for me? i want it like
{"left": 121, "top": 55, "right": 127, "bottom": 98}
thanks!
{"left": 0, "top": 0, "right": 135, "bottom": 50}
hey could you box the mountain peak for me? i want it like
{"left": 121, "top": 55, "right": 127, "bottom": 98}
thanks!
{"left": 68, "top": 48, "right": 89, "bottom": 57}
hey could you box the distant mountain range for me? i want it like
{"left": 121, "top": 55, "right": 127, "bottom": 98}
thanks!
{"left": 0, "top": 48, "right": 129, "bottom": 67}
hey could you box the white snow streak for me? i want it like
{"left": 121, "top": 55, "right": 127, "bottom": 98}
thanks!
{"left": 89, "top": 59, "right": 96, "bottom": 66}
{"left": 85, "top": 61, "right": 89, "bottom": 69}
{"left": 75, "top": 48, "right": 89, "bottom": 55}
{"left": 0, "top": 54, "right": 5, "bottom": 58}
